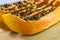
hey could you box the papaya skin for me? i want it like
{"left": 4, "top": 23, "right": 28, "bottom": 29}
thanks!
{"left": 0, "top": 11, "right": 10, "bottom": 31}
{"left": 2, "top": 7, "right": 60, "bottom": 35}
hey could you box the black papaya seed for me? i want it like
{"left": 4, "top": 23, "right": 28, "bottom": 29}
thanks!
{"left": 24, "top": 18, "right": 28, "bottom": 21}
{"left": 20, "top": 12, "right": 25, "bottom": 16}
{"left": 23, "top": 0, "right": 27, "bottom": 3}
{"left": 17, "top": 1, "right": 22, "bottom": 4}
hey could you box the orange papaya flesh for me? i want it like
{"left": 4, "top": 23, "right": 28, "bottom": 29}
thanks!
{"left": 0, "top": 12, "right": 10, "bottom": 31}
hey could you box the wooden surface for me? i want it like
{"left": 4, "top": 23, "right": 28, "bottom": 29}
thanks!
{"left": 0, "top": 22, "right": 60, "bottom": 40}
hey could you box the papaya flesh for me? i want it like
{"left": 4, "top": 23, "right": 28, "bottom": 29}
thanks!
{"left": 2, "top": 7, "right": 60, "bottom": 35}
{"left": 0, "top": 11, "right": 10, "bottom": 31}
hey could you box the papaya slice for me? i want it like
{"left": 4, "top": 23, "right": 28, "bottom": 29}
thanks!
{"left": 0, "top": 0, "right": 60, "bottom": 34}
{"left": 2, "top": 7, "right": 60, "bottom": 35}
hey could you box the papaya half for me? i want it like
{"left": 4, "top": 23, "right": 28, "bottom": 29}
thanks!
{"left": 2, "top": 0, "right": 60, "bottom": 35}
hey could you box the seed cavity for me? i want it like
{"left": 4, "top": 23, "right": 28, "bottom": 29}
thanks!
{"left": 0, "top": 1, "right": 56, "bottom": 21}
